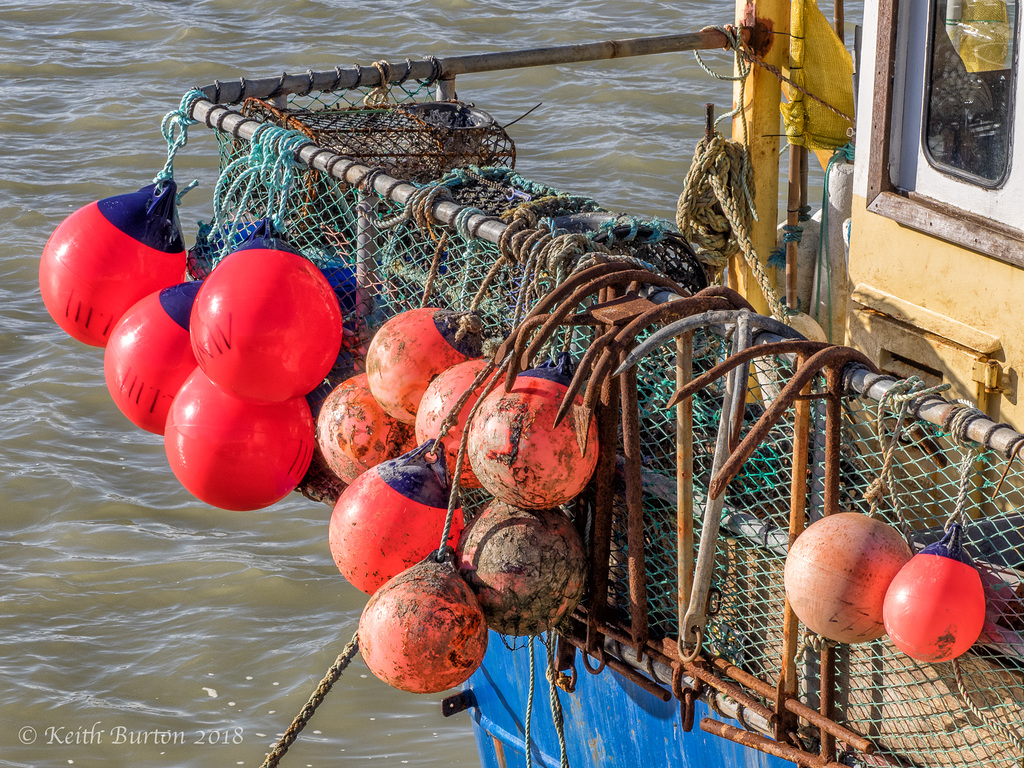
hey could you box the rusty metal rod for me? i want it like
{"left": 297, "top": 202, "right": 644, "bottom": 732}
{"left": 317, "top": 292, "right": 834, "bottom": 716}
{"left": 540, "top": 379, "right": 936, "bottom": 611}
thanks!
{"left": 700, "top": 719, "right": 846, "bottom": 768}
{"left": 620, "top": 361, "right": 650, "bottom": 650}
{"left": 688, "top": 666, "right": 777, "bottom": 726}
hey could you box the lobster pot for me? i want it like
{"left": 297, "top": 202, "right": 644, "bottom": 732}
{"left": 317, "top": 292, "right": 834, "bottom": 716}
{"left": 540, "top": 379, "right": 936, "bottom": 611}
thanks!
{"left": 243, "top": 99, "right": 516, "bottom": 183}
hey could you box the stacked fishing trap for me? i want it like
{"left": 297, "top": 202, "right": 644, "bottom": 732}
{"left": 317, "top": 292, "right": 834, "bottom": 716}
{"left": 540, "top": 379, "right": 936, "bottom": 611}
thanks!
{"left": 183, "top": 65, "right": 1024, "bottom": 768}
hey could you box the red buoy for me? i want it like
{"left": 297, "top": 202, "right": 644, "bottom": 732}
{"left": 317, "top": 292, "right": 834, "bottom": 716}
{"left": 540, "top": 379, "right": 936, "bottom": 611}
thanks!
{"left": 316, "top": 373, "right": 415, "bottom": 483}
{"left": 359, "top": 557, "right": 488, "bottom": 694}
{"left": 39, "top": 182, "right": 186, "bottom": 346}
{"left": 189, "top": 229, "right": 342, "bottom": 403}
{"left": 103, "top": 281, "right": 201, "bottom": 434}
{"left": 329, "top": 442, "right": 463, "bottom": 594}
{"left": 365, "top": 308, "right": 484, "bottom": 424}
{"left": 164, "top": 368, "right": 315, "bottom": 510}
{"left": 456, "top": 501, "right": 586, "bottom": 636}
{"left": 784, "top": 512, "right": 912, "bottom": 644}
{"left": 415, "top": 358, "right": 500, "bottom": 489}
{"left": 883, "top": 523, "right": 986, "bottom": 662}
{"left": 467, "top": 354, "right": 598, "bottom": 509}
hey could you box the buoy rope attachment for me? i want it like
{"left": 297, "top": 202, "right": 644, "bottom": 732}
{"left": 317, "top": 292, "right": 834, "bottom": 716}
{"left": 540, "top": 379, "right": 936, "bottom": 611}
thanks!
{"left": 153, "top": 88, "right": 206, "bottom": 200}
{"left": 544, "top": 633, "right": 570, "bottom": 768}
{"left": 259, "top": 630, "right": 360, "bottom": 768}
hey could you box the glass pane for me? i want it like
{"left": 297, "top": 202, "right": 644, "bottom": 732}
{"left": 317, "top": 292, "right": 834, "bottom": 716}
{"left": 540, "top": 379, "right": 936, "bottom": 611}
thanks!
{"left": 925, "top": 0, "right": 1017, "bottom": 184}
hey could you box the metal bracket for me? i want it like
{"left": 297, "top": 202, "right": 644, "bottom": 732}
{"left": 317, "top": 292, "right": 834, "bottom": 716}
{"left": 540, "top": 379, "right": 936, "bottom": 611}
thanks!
{"left": 441, "top": 689, "right": 476, "bottom": 717}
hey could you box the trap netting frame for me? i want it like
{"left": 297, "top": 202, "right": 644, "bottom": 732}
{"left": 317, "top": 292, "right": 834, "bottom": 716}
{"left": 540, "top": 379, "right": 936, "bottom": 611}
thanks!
{"left": 188, "top": 77, "right": 1023, "bottom": 768}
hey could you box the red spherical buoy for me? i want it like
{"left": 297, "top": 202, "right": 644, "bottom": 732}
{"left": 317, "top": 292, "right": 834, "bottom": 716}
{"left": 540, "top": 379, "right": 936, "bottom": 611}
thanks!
{"left": 415, "top": 358, "right": 501, "bottom": 489}
{"left": 784, "top": 512, "right": 912, "bottom": 644}
{"left": 359, "top": 557, "right": 488, "bottom": 693}
{"left": 456, "top": 501, "right": 586, "bottom": 636}
{"left": 329, "top": 442, "right": 463, "bottom": 594}
{"left": 39, "top": 182, "right": 186, "bottom": 347}
{"left": 467, "top": 354, "right": 598, "bottom": 509}
{"left": 317, "top": 373, "right": 415, "bottom": 483}
{"left": 103, "top": 281, "right": 201, "bottom": 434}
{"left": 164, "top": 368, "right": 315, "bottom": 510}
{"left": 189, "top": 229, "right": 342, "bottom": 403}
{"left": 883, "top": 523, "right": 986, "bottom": 662}
{"left": 365, "top": 308, "right": 484, "bottom": 424}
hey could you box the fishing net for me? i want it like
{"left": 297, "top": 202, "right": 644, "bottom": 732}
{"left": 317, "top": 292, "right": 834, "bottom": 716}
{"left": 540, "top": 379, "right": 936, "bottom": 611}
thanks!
{"left": 190, "top": 74, "right": 1023, "bottom": 768}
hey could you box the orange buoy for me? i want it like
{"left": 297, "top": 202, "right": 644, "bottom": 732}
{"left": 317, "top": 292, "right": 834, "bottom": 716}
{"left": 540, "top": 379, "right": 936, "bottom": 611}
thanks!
{"left": 467, "top": 354, "right": 598, "bottom": 509}
{"left": 456, "top": 501, "right": 586, "bottom": 636}
{"left": 359, "top": 557, "right": 488, "bottom": 694}
{"left": 316, "top": 373, "right": 415, "bottom": 483}
{"left": 365, "top": 308, "right": 484, "bottom": 424}
{"left": 39, "top": 182, "right": 186, "bottom": 347}
{"left": 164, "top": 368, "right": 315, "bottom": 510}
{"left": 414, "top": 358, "right": 500, "bottom": 489}
{"left": 329, "top": 442, "right": 463, "bottom": 594}
{"left": 784, "top": 512, "right": 912, "bottom": 644}
{"left": 189, "top": 228, "right": 342, "bottom": 403}
{"left": 883, "top": 523, "right": 986, "bottom": 662}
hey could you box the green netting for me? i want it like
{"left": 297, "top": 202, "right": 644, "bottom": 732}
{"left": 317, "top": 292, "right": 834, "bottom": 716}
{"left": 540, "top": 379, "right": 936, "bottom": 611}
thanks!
{"left": 192, "top": 79, "right": 1023, "bottom": 768}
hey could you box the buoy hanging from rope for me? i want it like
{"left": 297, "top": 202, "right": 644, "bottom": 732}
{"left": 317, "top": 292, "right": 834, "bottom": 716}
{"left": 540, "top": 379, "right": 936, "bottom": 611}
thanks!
{"left": 456, "top": 500, "right": 586, "bottom": 636}
{"left": 189, "top": 222, "right": 342, "bottom": 403}
{"left": 164, "top": 368, "right": 315, "bottom": 510}
{"left": 365, "top": 307, "right": 484, "bottom": 424}
{"left": 328, "top": 442, "right": 463, "bottom": 594}
{"left": 467, "top": 353, "right": 598, "bottom": 509}
{"left": 415, "top": 358, "right": 499, "bottom": 489}
{"left": 39, "top": 182, "right": 187, "bottom": 347}
{"left": 103, "top": 281, "right": 202, "bottom": 435}
{"left": 784, "top": 512, "right": 912, "bottom": 644}
{"left": 316, "top": 373, "right": 416, "bottom": 483}
{"left": 359, "top": 556, "right": 488, "bottom": 694}
{"left": 883, "top": 523, "right": 986, "bottom": 662}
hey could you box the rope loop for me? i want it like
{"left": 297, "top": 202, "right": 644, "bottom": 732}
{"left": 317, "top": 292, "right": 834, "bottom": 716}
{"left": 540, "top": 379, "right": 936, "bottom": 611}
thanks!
{"left": 363, "top": 59, "right": 394, "bottom": 105}
{"left": 153, "top": 88, "right": 206, "bottom": 189}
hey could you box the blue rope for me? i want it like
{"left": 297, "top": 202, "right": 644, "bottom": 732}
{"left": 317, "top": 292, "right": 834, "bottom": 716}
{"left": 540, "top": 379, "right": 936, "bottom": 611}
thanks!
{"left": 153, "top": 89, "right": 205, "bottom": 192}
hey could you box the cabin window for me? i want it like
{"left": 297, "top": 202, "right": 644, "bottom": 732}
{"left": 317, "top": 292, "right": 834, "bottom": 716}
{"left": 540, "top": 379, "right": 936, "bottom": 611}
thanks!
{"left": 924, "top": 0, "right": 1018, "bottom": 184}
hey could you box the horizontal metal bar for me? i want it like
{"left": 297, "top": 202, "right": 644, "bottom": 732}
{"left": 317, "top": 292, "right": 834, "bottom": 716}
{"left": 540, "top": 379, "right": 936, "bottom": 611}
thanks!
{"left": 194, "top": 28, "right": 738, "bottom": 105}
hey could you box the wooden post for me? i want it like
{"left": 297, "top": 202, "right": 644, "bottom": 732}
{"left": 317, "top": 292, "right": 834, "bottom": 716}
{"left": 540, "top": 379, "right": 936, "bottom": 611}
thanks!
{"left": 729, "top": 0, "right": 789, "bottom": 316}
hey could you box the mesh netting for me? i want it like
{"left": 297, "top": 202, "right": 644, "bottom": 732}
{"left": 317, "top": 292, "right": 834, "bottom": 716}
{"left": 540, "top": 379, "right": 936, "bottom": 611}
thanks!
{"left": 192, "top": 80, "right": 1024, "bottom": 768}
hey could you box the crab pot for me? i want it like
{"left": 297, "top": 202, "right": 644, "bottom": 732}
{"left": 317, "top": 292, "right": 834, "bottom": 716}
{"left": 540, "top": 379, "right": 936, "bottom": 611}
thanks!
{"left": 365, "top": 307, "right": 484, "bottom": 424}
{"left": 467, "top": 354, "right": 598, "bottom": 509}
{"left": 785, "top": 512, "right": 912, "bottom": 644}
{"left": 359, "top": 557, "right": 488, "bottom": 694}
{"left": 317, "top": 373, "right": 415, "bottom": 483}
{"left": 456, "top": 501, "right": 586, "bottom": 636}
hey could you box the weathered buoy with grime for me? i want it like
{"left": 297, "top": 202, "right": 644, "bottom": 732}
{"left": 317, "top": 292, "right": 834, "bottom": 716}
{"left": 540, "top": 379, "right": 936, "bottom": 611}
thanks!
{"left": 329, "top": 442, "right": 463, "bottom": 594}
{"left": 359, "top": 557, "right": 488, "bottom": 694}
{"left": 883, "top": 523, "right": 986, "bottom": 662}
{"left": 467, "top": 354, "right": 598, "bottom": 509}
{"left": 365, "top": 308, "right": 484, "bottom": 424}
{"left": 456, "top": 501, "right": 586, "bottom": 635}
{"left": 784, "top": 512, "right": 912, "bottom": 644}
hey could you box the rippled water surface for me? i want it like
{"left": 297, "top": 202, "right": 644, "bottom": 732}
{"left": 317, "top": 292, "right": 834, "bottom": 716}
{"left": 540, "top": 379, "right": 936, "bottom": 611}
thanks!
{"left": 0, "top": 2, "right": 750, "bottom": 766}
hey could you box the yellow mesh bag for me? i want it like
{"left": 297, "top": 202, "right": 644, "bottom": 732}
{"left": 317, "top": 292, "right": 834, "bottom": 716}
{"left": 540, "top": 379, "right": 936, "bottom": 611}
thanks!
{"left": 948, "top": 0, "right": 1011, "bottom": 73}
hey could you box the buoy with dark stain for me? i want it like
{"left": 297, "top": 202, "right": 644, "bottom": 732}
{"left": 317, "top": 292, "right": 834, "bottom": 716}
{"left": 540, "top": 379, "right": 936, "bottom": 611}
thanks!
{"left": 189, "top": 225, "right": 342, "bottom": 403}
{"left": 329, "top": 442, "right": 463, "bottom": 594}
{"left": 164, "top": 368, "right": 315, "bottom": 510}
{"left": 359, "top": 556, "right": 488, "bottom": 694}
{"left": 415, "top": 358, "right": 500, "bottom": 489}
{"left": 467, "top": 354, "right": 598, "bottom": 509}
{"left": 784, "top": 512, "right": 912, "bottom": 644}
{"left": 39, "top": 182, "right": 186, "bottom": 347}
{"left": 365, "top": 308, "right": 484, "bottom": 424}
{"left": 456, "top": 500, "right": 586, "bottom": 636}
{"left": 883, "top": 523, "right": 986, "bottom": 662}
{"left": 103, "top": 281, "right": 201, "bottom": 434}
{"left": 317, "top": 373, "right": 415, "bottom": 483}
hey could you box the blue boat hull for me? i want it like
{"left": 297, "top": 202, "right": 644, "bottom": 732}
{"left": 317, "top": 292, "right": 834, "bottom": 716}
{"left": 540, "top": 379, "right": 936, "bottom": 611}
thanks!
{"left": 466, "top": 634, "right": 796, "bottom": 768}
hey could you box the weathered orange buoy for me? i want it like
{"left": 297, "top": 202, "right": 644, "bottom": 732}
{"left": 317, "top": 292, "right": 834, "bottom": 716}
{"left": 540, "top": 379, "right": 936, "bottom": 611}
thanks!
{"left": 415, "top": 358, "right": 500, "bottom": 489}
{"left": 883, "top": 523, "right": 986, "bottom": 662}
{"left": 784, "top": 512, "right": 912, "bottom": 644}
{"left": 316, "top": 373, "right": 415, "bottom": 483}
{"left": 456, "top": 501, "right": 586, "bottom": 636}
{"left": 467, "top": 354, "right": 598, "bottom": 509}
{"left": 359, "top": 557, "right": 488, "bottom": 693}
{"left": 329, "top": 442, "right": 463, "bottom": 594}
{"left": 365, "top": 308, "right": 484, "bottom": 424}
